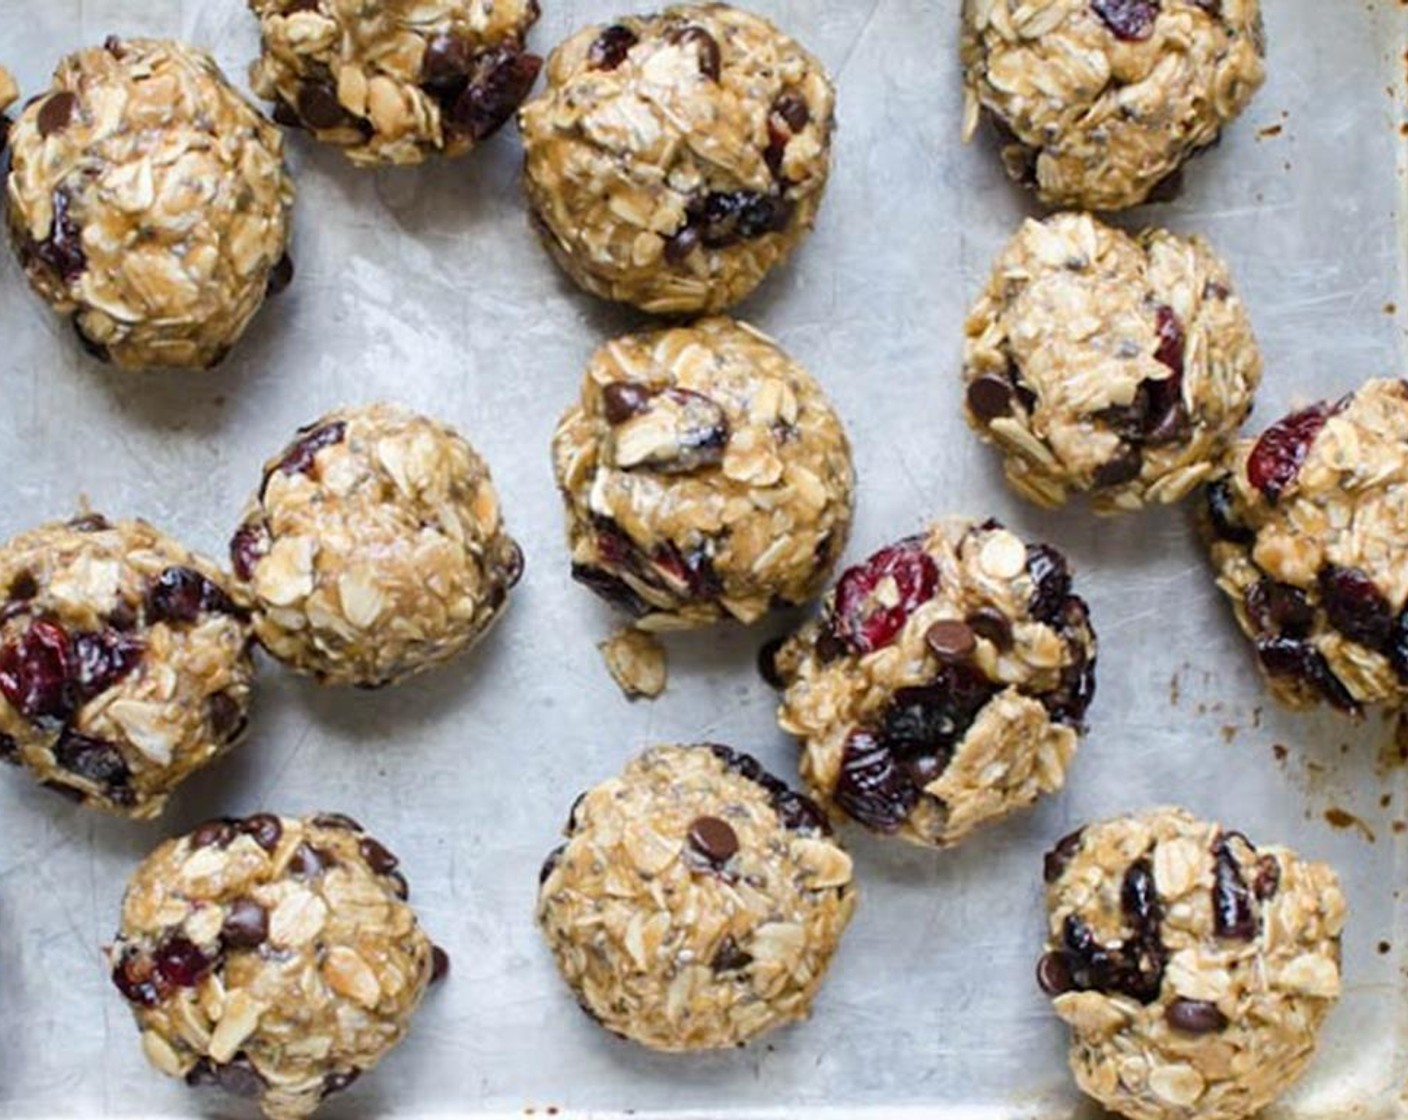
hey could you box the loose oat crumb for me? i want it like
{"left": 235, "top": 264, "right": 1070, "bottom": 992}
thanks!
{"left": 598, "top": 627, "right": 668, "bottom": 700}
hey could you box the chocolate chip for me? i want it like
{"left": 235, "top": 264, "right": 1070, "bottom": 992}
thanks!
{"left": 1253, "top": 855, "right": 1281, "bottom": 900}
{"left": 37, "top": 92, "right": 77, "bottom": 138}
{"left": 772, "top": 91, "right": 810, "bottom": 132}
{"left": 322, "top": 1068, "right": 361, "bottom": 1097}
{"left": 1166, "top": 998, "right": 1228, "bottom": 1034}
{"left": 238, "top": 813, "right": 283, "bottom": 853}
{"left": 431, "top": 945, "right": 450, "bottom": 983}
{"left": 0, "top": 733, "right": 19, "bottom": 766}
{"left": 386, "top": 869, "right": 410, "bottom": 900}
{"left": 966, "top": 374, "right": 1014, "bottom": 421}
{"left": 289, "top": 843, "right": 331, "bottom": 878}
{"left": 422, "top": 34, "right": 473, "bottom": 85}
{"left": 1093, "top": 445, "right": 1143, "bottom": 489}
{"left": 1036, "top": 951, "right": 1074, "bottom": 995}
{"left": 588, "top": 24, "right": 639, "bottom": 70}
{"left": 925, "top": 620, "right": 976, "bottom": 663}
{"left": 207, "top": 692, "right": 247, "bottom": 744}
{"left": 687, "top": 815, "right": 739, "bottom": 865}
{"left": 220, "top": 898, "right": 269, "bottom": 949}
{"left": 711, "top": 934, "right": 753, "bottom": 974}
{"left": 191, "top": 819, "right": 237, "bottom": 850}
{"left": 313, "top": 812, "right": 363, "bottom": 831}
{"left": 602, "top": 382, "right": 654, "bottom": 424}
{"left": 956, "top": 610, "right": 1009, "bottom": 655}
{"left": 1043, "top": 827, "right": 1085, "bottom": 884}
{"left": 663, "top": 224, "right": 701, "bottom": 264}
{"left": 757, "top": 636, "right": 787, "bottom": 689}
{"left": 669, "top": 25, "right": 721, "bottom": 80}
{"left": 266, "top": 253, "right": 294, "bottom": 296}
{"left": 539, "top": 844, "right": 566, "bottom": 884}
{"left": 448, "top": 47, "right": 542, "bottom": 142}
{"left": 211, "top": 1055, "right": 266, "bottom": 1099}
{"left": 1211, "top": 835, "right": 1257, "bottom": 941}
{"left": 359, "top": 836, "right": 400, "bottom": 875}
{"left": 296, "top": 82, "right": 347, "bottom": 130}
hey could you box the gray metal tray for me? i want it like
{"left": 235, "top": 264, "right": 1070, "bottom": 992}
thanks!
{"left": 0, "top": 1, "right": 1403, "bottom": 1117}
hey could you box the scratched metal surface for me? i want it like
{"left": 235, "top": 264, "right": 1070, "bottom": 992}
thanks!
{"left": 0, "top": 2, "right": 1404, "bottom": 1117}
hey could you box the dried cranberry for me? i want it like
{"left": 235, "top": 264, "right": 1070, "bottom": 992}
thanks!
{"left": 1153, "top": 305, "right": 1185, "bottom": 374}
{"left": 1025, "top": 544, "right": 1072, "bottom": 625}
{"left": 275, "top": 421, "right": 347, "bottom": 477}
{"left": 146, "top": 567, "right": 239, "bottom": 625}
{"left": 1091, "top": 0, "right": 1159, "bottom": 40}
{"left": 1256, "top": 637, "right": 1357, "bottom": 711}
{"left": 188, "top": 1055, "right": 266, "bottom": 1098}
{"left": 652, "top": 541, "right": 722, "bottom": 602}
{"left": 111, "top": 949, "right": 169, "bottom": 1007}
{"left": 1122, "top": 858, "right": 1162, "bottom": 937}
{"left": 829, "top": 538, "right": 939, "bottom": 654}
{"left": 881, "top": 665, "right": 996, "bottom": 763}
{"left": 832, "top": 729, "right": 919, "bottom": 833}
{"left": 601, "top": 382, "right": 654, "bottom": 424}
{"left": 1045, "top": 645, "right": 1097, "bottom": 729}
{"left": 588, "top": 24, "right": 638, "bottom": 70}
{"left": 422, "top": 34, "right": 473, "bottom": 85}
{"left": 0, "top": 618, "right": 74, "bottom": 719}
{"left": 154, "top": 935, "right": 216, "bottom": 988}
{"left": 448, "top": 47, "right": 543, "bottom": 142}
{"left": 1205, "top": 477, "right": 1254, "bottom": 544}
{"left": 207, "top": 692, "right": 247, "bottom": 743}
{"left": 1243, "top": 579, "right": 1313, "bottom": 638}
{"left": 72, "top": 630, "right": 143, "bottom": 700}
{"left": 1318, "top": 564, "right": 1393, "bottom": 650}
{"left": 1211, "top": 836, "right": 1257, "bottom": 940}
{"left": 1246, "top": 403, "right": 1330, "bottom": 501}
{"left": 687, "top": 190, "right": 793, "bottom": 249}
{"left": 32, "top": 189, "right": 86, "bottom": 282}
{"left": 571, "top": 564, "right": 648, "bottom": 617}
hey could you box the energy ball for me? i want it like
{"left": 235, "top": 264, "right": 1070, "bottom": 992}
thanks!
{"left": 0, "top": 515, "right": 254, "bottom": 818}
{"left": 964, "top": 213, "right": 1261, "bottom": 514}
{"left": 554, "top": 318, "right": 854, "bottom": 630}
{"left": 5, "top": 38, "right": 294, "bottom": 370}
{"left": 520, "top": 4, "right": 835, "bottom": 314}
{"left": 772, "top": 518, "right": 1095, "bottom": 847}
{"left": 108, "top": 813, "right": 439, "bottom": 1120}
{"left": 248, "top": 0, "right": 542, "bottom": 167}
{"left": 1203, "top": 378, "right": 1408, "bottom": 714}
{"left": 960, "top": 0, "right": 1266, "bottom": 211}
{"left": 1038, "top": 808, "right": 1345, "bottom": 1120}
{"left": 0, "top": 66, "right": 17, "bottom": 143}
{"left": 231, "top": 403, "right": 522, "bottom": 688}
{"left": 536, "top": 743, "right": 855, "bottom": 1051}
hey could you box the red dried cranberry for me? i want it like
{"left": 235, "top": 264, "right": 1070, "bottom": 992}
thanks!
{"left": 588, "top": 24, "right": 638, "bottom": 70}
{"left": 146, "top": 567, "right": 239, "bottom": 625}
{"left": 832, "top": 729, "right": 920, "bottom": 833}
{"left": 275, "top": 421, "right": 347, "bottom": 477}
{"left": 422, "top": 33, "right": 473, "bottom": 85}
{"left": 111, "top": 948, "right": 169, "bottom": 1007}
{"left": 601, "top": 382, "right": 654, "bottom": 424}
{"left": 1211, "top": 836, "right": 1257, "bottom": 940}
{"left": 1246, "top": 403, "right": 1330, "bottom": 501}
{"left": 154, "top": 935, "right": 216, "bottom": 988}
{"left": 1153, "top": 305, "right": 1184, "bottom": 374}
{"left": 1243, "top": 579, "right": 1313, "bottom": 638}
{"left": 829, "top": 538, "right": 939, "bottom": 654}
{"left": 1091, "top": 0, "right": 1159, "bottom": 40}
{"left": 652, "top": 541, "right": 722, "bottom": 601}
{"left": 1025, "top": 544, "right": 1073, "bottom": 625}
{"left": 1122, "top": 858, "right": 1162, "bottom": 937}
{"left": 0, "top": 618, "right": 74, "bottom": 720}
{"left": 448, "top": 47, "right": 543, "bottom": 141}
{"left": 1318, "top": 564, "right": 1393, "bottom": 650}
{"left": 72, "top": 630, "right": 143, "bottom": 700}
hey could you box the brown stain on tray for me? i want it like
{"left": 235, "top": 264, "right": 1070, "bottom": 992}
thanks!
{"left": 1323, "top": 807, "right": 1376, "bottom": 843}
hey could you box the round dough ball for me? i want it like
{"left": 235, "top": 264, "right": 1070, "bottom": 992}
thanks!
{"left": 249, "top": 0, "right": 542, "bottom": 167}
{"left": 960, "top": 0, "right": 1265, "bottom": 211}
{"left": 520, "top": 4, "right": 835, "bottom": 314}
{"left": 1203, "top": 377, "right": 1408, "bottom": 714}
{"left": 772, "top": 518, "right": 1096, "bottom": 847}
{"left": 964, "top": 213, "right": 1261, "bottom": 514}
{"left": 553, "top": 317, "right": 854, "bottom": 629}
{"left": 536, "top": 743, "right": 855, "bottom": 1051}
{"left": 5, "top": 37, "right": 294, "bottom": 370}
{"left": 1038, "top": 807, "right": 1345, "bottom": 1120}
{"left": 231, "top": 403, "right": 522, "bottom": 687}
{"left": 108, "top": 812, "right": 438, "bottom": 1120}
{"left": 0, "top": 515, "right": 254, "bottom": 818}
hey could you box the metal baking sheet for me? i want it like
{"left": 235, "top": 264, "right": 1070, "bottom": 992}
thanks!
{"left": 0, "top": 1, "right": 1404, "bottom": 1117}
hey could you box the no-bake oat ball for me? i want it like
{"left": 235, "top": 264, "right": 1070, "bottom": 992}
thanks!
{"left": 960, "top": 0, "right": 1266, "bottom": 211}
{"left": 519, "top": 3, "right": 835, "bottom": 314}
{"left": 0, "top": 515, "right": 254, "bottom": 818}
{"left": 536, "top": 743, "right": 855, "bottom": 1051}
{"left": 248, "top": 0, "right": 542, "bottom": 166}
{"left": 554, "top": 318, "right": 853, "bottom": 632}
{"left": 0, "top": 66, "right": 17, "bottom": 146}
{"left": 771, "top": 518, "right": 1095, "bottom": 847}
{"left": 1038, "top": 808, "right": 1345, "bottom": 1120}
{"left": 1203, "top": 378, "right": 1408, "bottom": 714}
{"left": 5, "top": 38, "right": 294, "bottom": 370}
{"left": 109, "top": 812, "right": 440, "bottom": 1120}
{"left": 964, "top": 213, "right": 1261, "bottom": 513}
{"left": 231, "top": 403, "right": 522, "bottom": 688}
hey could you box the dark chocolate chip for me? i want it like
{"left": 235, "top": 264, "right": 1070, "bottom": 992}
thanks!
{"left": 925, "top": 620, "right": 976, "bottom": 663}
{"left": 238, "top": 813, "right": 283, "bottom": 853}
{"left": 266, "top": 252, "right": 294, "bottom": 296}
{"left": 687, "top": 815, "right": 739, "bottom": 865}
{"left": 220, "top": 898, "right": 269, "bottom": 949}
{"left": 37, "top": 91, "right": 77, "bottom": 138}
{"left": 289, "top": 843, "right": 330, "bottom": 878}
{"left": 313, "top": 812, "right": 363, "bottom": 831}
{"left": 359, "top": 836, "right": 400, "bottom": 875}
{"left": 601, "top": 382, "right": 655, "bottom": 424}
{"left": 1211, "top": 835, "right": 1257, "bottom": 941}
{"left": 322, "top": 1068, "right": 361, "bottom": 1098}
{"left": 1043, "top": 827, "right": 1085, "bottom": 884}
{"left": 966, "top": 606, "right": 1014, "bottom": 651}
{"left": 191, "top": 819, "right": 237, "bottom": 850}
{"left": 588, "top": 24, "right": 639, "bottom": 70}
{"left": 669, "top": 25, "right": 721, "bottom": 80}
{"left": 422, "top": 34, "right": 473, "bottom": 85}
{"left": 431, "top": 945, "right": 450, "bottom": 983}
{"left": 773, "top": 91, "right": 810, "bottom": 132}
{"left": 757, "top": 636, "right": 787, "bottom": 689}
{"left": 1166, "top": 998, "right": 1228, "bottom": 1034}
{"left": 296, "top": 82, "right": 347, "bottom": 130}
{"left": 966, "top": 374, "right": 1014, "bottom": 421}
{"left": 1036, "top": 951, "right": 1074, "bottom": 996}
{"left": 711, "top": 934, "right": 753, "bottom": 974}
{"left": 1093, "top": 445, "right": 1143, "bottom": 489}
